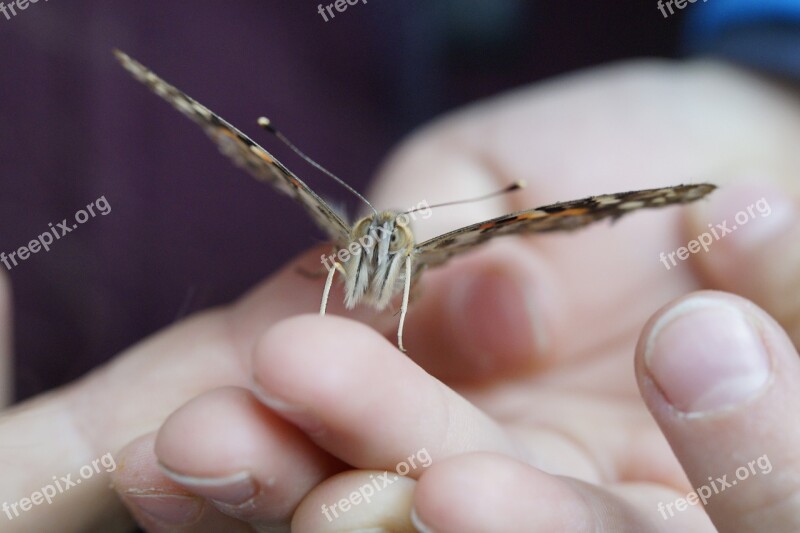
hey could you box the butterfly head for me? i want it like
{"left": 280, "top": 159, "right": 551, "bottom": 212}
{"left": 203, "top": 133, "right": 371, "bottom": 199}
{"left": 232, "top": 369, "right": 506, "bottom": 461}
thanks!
{"left": 353, "top": 211, "right": 415, "bottom": 257}
{"left": 341, "top": 211, "right": 415, "bottom": 310}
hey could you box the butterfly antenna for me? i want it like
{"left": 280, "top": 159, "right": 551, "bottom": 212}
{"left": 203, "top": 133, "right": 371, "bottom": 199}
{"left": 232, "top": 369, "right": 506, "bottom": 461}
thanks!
{"left": 403, "top": 181, "right": 526, "bottom": 214}
{"left": 258, "top": 117, "right": 378, "bottom": 215}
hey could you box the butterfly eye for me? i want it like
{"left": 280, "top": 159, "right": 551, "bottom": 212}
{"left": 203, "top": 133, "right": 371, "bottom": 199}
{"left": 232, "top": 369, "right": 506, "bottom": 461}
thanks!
{"left": 389, "top": 228, "right": 406, "bottom": 252}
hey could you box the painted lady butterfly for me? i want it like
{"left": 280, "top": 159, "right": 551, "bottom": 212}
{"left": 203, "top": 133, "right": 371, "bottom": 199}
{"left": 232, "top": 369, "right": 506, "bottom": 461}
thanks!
{"left": 114, "top": 50, "right": 716, "bottom": 352}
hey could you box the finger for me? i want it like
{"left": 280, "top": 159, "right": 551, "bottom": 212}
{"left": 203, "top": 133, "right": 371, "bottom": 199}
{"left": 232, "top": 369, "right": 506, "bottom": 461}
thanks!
{"left": 402, "top": 239, "right": 562, "bottom": 381}
{"left": 251, "top": 314, "right": 679, "bottom": 489}
{"left": 685, "top": 179, "right": 800, "bottom": 346}
{"left": 411, "top": 452, "right": 715, "bottom": 532}
{"left": 636, "top": 291, "right": 800, "bottom": 532}
{"left": 251, "top": 314, "right": 522, "bottom": 469}
{"left": 363, "top": 77, "right": 718, "bottom": 380}
{"left": 292, "top": 470, "right": 417, "bottom": 532}
{"left": 153, "top": 386, "right": 343, "bottom": 528}
{"left": 114, "top": 433, "right": 251, "bottom": 533}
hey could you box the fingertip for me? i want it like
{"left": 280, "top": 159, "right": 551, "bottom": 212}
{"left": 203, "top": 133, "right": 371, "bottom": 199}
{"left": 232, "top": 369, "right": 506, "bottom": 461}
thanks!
{"left": 250, "top": 314, "right": 407, "bottom": 440}
{"left": 154, "top": 385, "right": 339, "bottom": 524}
{"left": 684, "top": 179, "right": 800, "bottom": 344}
{"left": 115, "top": 433, "right": 180, "bottom": 492}
{"left": 639, "top": 292, "right": 772, "bottom": 416}
{"left": 686, "top": 179, "right": 796, "bottom": 255}
{"left": 154, "top": 387, "right": 268, "bottom": 474}
{"left": 292, "top": 470, "right": 417, "bottom": 532}
{"left": 413, "top": 453, "right": 655, "bottom": 532}
{"left": 114, "top": 433, "right": 205, "bottom": 529}
{"left": 251, "top": 314, "right": 394, "bottom": 398}
{"left": 636, "top": 291, "right": 800, "bottom": 530}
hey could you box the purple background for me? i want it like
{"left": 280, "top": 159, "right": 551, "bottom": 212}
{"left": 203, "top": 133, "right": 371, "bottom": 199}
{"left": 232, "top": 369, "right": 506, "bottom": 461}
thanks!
{"left": 0, "top": 0, "right": 679, "bottom": 401}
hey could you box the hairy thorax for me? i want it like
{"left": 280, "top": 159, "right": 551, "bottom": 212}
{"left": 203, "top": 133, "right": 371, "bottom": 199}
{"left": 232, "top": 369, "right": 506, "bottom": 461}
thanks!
{"left": 342, "top": 211, "right": 415, "bottom": 310}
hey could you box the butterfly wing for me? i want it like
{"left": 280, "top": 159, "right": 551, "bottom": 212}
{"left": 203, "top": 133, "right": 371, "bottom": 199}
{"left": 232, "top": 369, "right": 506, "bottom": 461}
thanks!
{"left": 114, "top": 50, "right": 351, "bottom": 242}
{"left": 414, "top": 183, "right": 716, "bottom": 269}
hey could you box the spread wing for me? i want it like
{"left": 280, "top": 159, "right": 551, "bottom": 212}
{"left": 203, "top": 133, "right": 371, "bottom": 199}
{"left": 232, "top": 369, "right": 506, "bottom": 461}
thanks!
{"left": 414, "top": 183, "right": 716, "bottom": 269}
{"left": 114, "top": 50, "right": 350, "bottom": 242}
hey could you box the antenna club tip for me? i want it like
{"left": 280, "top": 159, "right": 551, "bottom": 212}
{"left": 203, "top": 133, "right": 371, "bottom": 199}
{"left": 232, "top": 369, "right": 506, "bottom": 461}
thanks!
{"left": 514, "top": 180, "right": 527, "bottom": 189}
{"left": 257, "top": 117, "right": 275, "bottom": 132}
{"left": 112, "top": 49, "right": 131, "bottom": 63}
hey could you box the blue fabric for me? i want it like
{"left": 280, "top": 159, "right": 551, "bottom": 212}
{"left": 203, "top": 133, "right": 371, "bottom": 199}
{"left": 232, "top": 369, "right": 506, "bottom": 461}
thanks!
{"left": 684, "top": 0, "right": 800, "bottom": 49}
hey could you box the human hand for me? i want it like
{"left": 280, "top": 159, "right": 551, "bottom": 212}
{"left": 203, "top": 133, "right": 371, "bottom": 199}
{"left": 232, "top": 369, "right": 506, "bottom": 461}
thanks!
{"left": 2, "top": 59, "right": 799, "bottom": 532}
{"left": 283, "top": 59, "right": 800, "bottom": 531}
{"left": 129, "top": 59, "right": 800, "bottom": 532}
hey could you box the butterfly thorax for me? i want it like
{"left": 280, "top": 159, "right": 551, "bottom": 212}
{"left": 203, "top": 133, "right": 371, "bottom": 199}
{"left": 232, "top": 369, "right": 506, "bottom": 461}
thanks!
{"left": 341, "top": 211, "right": 414, "bottom": 310}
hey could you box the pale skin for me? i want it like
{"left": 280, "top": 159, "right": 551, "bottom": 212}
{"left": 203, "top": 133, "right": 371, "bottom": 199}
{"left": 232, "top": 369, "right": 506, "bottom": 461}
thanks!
{"left": 1, "top": 59, "right": 800, "bottom": 532}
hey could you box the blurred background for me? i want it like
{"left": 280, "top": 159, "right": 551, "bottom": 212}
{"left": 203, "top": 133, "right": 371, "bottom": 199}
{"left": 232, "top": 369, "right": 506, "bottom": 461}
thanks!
{"left": 0, "top": 0, "right": 785, "bottom": 401}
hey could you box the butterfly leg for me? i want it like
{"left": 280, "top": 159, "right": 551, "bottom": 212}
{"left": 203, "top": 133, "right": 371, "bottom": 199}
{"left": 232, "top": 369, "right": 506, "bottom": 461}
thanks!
{"left": 320, "top": 262, "right": 346, "bottom": 315}
{"left": 397, "top": 255, "right": 412, "bottom": 353}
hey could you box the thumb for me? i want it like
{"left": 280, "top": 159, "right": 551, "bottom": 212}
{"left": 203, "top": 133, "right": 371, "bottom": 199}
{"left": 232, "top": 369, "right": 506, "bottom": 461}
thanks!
{"left": 636, "top": 291, "right": 800, "bottom": 531}
{"left": 684, "top": 178, "right": 800, "bottom": 346}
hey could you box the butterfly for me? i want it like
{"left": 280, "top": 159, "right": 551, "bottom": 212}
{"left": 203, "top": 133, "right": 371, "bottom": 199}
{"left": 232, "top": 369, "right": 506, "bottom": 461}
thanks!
{"left": 114, "top": 50, "right": 716, "bottom": 352}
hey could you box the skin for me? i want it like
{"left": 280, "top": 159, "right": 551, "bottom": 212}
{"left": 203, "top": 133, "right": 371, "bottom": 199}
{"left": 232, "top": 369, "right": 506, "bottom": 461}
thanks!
{"left": 1, "top": 59, "right": 800, "bottom": 532}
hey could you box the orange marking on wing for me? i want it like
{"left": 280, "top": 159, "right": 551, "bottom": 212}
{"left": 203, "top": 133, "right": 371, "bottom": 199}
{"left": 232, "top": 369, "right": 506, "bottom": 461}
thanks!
{"left": 250, "top": 148, "right": 274, "bottom": 164}
{"left": 515, "top": 211, "right": 549, "bottom": 220}
{"left": 218, "top": 129, "right": 239, "bottom": 141}
{"left": 548, "top": 207, "right": 591, "bottom": 217}
{"left": 478, "top": 211, "right": 547, "bottom": 230}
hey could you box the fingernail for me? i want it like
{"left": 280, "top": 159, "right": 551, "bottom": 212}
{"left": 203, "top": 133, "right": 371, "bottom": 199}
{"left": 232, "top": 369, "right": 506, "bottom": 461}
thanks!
{"left": 159, "top": 467, "right": 258, "bottom": 506}
{"left": 707, "top": 182, "right": 795, "bottom": 250}
{"left": 410, "top": 507, "right": 435, "bottom": 533}
{"left": 124, "top": 493, "right": 202, "bottom": 525}
{"left": 251, "top": 381, "right": 325, "bottom": 436}
{"left": 449, "top": 269, "right": 545, "bottom": 368}
{"left": 645, "top": 297, "right": 771, "bottom": 415}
